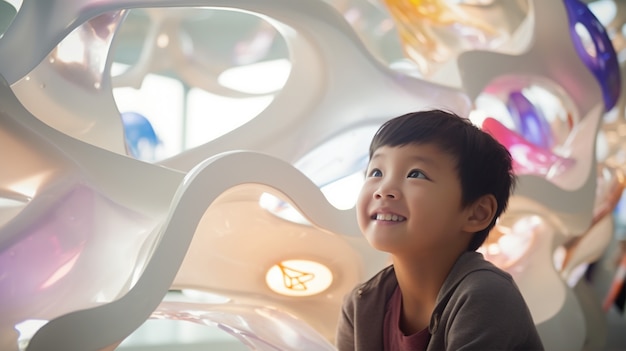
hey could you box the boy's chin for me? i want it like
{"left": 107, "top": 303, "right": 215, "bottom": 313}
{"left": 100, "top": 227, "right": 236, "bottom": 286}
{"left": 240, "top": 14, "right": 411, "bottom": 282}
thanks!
{"left": 365, "top": 235, "right": 399, "bottom": 254}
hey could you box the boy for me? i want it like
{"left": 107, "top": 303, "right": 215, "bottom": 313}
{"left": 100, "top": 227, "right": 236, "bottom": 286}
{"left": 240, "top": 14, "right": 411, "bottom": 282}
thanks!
{"left": 336, "top": 110, "right": 543, "bottom": 350}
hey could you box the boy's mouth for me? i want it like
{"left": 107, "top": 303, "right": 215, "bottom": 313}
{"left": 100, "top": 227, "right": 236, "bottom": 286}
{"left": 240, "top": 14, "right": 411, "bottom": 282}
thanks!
{"left": 372, "top": 213, "right": 406, "bottom": 222}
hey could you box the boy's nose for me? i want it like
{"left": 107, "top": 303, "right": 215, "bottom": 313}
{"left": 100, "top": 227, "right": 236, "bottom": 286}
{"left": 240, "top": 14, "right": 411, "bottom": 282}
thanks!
{"left": 374, "top": 187, "right": 398, "bottom": 199}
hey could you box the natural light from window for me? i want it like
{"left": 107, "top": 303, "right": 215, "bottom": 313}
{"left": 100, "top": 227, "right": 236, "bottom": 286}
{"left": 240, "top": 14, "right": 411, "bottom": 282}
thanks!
{"left": 111, "top": 58, "right": 291, "bottom": 160}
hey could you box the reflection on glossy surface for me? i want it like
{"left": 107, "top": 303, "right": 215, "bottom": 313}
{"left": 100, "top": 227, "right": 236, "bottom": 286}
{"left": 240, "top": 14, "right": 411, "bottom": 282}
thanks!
{"left": 151, "top": 301, "right": 336, "bottom": 351}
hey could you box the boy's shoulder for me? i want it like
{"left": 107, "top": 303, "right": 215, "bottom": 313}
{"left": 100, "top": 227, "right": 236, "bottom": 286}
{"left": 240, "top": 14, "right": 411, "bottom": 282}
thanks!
{"left": 435, "top": 252, "right": 531, "bottom": 319}
{"left": 440, "top": 251, "right": 518, "bottom": 298}
{"left": 349, "top": 252, "right": 517, "bottom": 302}
{"left": 450, "top": 251, "right": 511, "bottom": 280}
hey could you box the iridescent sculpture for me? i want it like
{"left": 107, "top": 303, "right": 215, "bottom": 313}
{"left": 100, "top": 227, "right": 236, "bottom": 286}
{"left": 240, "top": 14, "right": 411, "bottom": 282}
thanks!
{"left": 1, "top": 75, "right": 379, "bottom": 350}
{"left": 0, "top": 0, "right": 623, "bottom": 350}
{"left": 563, "top": 0, "right": 621, "bottom": 111}
{"left": 454, "top": 0, "right": 619, "bottom": 349}
{"left": 380, "top": 0, "right": 529, "bottom": 77}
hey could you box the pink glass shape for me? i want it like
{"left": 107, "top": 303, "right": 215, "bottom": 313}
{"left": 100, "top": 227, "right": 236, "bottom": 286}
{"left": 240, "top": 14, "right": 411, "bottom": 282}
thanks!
{"left": 481, "top": 117, "right": 575, "bottom": 177}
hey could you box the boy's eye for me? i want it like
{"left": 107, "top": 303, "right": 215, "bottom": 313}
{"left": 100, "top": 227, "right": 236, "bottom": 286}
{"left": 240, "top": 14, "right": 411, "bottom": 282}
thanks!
{"left": 368, "top": 169, "right": 382, "bottom": 177}
{"left": 407, "top": 169, "right": 427, "bottom": 179}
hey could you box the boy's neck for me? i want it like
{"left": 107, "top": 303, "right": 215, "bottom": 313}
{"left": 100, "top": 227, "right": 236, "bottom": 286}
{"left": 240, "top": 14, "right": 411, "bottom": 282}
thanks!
{"left": 392, "top": 248, "right": 463, "bottom": 294}
{"left": 392, "top": 250, "right": 463, "bottom": 334}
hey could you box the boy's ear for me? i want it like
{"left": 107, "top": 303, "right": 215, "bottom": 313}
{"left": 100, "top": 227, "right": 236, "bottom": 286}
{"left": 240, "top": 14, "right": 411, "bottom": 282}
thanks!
{"left": 463, "top": 194, "right": 497, "bottom": 232}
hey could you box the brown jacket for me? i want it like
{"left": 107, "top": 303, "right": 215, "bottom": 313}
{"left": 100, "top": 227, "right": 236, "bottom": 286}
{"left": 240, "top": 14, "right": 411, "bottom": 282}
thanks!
{"left": 335, "top": 251, "right": 544, "bottom": 350}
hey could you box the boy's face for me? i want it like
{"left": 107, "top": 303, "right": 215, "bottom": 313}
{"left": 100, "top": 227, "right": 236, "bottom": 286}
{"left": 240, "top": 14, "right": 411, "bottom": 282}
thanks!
{"left": 356, "top": 143, "right": 472, "bottom": 256}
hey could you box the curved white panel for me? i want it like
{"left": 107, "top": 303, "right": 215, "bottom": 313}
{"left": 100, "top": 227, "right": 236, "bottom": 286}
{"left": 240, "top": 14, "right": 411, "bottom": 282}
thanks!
{"left": 458, "top": 0, "right": 603, "bottom": 120}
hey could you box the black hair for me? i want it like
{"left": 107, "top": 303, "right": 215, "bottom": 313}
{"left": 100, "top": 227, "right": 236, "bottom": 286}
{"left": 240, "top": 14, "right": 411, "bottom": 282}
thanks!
{"left": 369, "top": 109, "right": 516, "bottom": 251}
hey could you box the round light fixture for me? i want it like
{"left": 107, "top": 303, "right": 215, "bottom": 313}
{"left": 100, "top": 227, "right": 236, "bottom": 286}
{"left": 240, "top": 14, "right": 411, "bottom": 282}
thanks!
{"left": 265, "top": 259, "right": 333, "bottom": 297}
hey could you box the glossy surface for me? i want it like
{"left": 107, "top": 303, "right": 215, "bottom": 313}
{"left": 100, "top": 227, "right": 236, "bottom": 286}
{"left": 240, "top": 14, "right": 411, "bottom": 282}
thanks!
{"left": 0, "top": 0, "right": 622, "bottom": 350}
{"left": 564, "top": 0, "right": 621, "bottom": 110}
{"left": 482, "top": 117, "right": 575, "bottom": 178}
{"left": 458, "top": 0, "right": 604, "bottom": 121}
{"left": 151, "top": 301, "right": 336, "bottom": 351}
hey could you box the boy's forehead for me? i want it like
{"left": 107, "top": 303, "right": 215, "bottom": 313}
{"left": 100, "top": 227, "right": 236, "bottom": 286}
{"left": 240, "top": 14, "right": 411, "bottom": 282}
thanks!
{"left": 369, "top": 143, "right": 461, "bottom": 171}
{"left": 370, "top": 143, "right": 451, "bottom": 162}
{"left": 371, "top": 142, "right": 446, "bottom": 157}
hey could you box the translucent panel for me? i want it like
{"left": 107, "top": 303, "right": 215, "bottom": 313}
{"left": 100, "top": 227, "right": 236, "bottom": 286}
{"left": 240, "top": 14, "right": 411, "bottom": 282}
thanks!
{"left": 110, "top": 8, "right": 291, "bottom": 160}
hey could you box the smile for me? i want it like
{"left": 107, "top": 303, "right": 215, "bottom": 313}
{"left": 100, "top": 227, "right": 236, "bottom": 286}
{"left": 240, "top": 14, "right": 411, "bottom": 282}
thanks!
{"left": 373, "top": 213, "right": 406, "bottom": 222}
